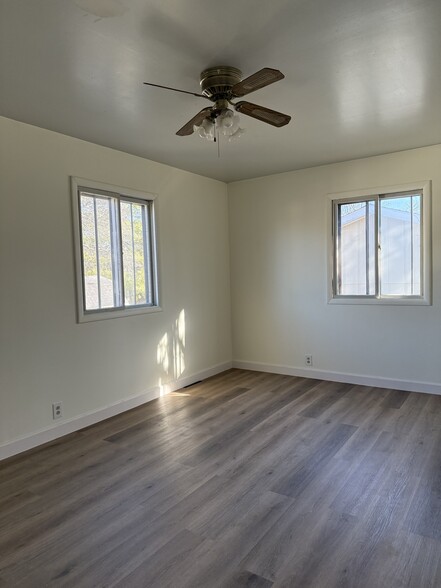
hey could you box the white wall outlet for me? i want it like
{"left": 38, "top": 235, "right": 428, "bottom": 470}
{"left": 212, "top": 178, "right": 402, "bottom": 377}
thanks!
{"left": 52, "top": 402, "right": 63, "bottom": 420}
{"left": 305, "top": 354, "right": 313, "bottom": 367}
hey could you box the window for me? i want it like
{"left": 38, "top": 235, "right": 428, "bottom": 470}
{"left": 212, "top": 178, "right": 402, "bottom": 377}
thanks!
{"left": 328, "top": 182, "right": 431, "bottom": 305}
{"left": 71, "top": 178, "right": 160, "bottom": 321}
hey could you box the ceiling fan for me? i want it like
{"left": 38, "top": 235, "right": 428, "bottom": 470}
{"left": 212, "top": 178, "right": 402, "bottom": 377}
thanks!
{"left": 143, "top": 66, "right": 291, "bottom": 141}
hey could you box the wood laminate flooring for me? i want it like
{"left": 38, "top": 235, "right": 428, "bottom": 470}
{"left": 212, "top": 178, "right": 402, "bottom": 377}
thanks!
{"left": 0, "top": 369, "right": 440, "bottom": 587}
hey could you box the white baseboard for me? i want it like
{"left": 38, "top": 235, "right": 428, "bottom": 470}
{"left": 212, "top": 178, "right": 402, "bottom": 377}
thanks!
{"left": 233, "top": 360, "right": 441, "bottom": 396}
{"left": 0, "top": 361, "right": 232, "bottom": 461}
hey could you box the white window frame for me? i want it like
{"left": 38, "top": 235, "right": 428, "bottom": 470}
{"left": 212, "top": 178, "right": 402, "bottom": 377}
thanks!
{"left": 71, "top": 177, "right": 161, "bottom": 322}
{"left": 327, "top": 181, "right": 431, "bottom": 305}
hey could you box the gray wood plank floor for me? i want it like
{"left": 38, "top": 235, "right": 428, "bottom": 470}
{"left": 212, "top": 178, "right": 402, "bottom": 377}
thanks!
{"left": 0, "top": 369, "right": 440, "bottom": 587}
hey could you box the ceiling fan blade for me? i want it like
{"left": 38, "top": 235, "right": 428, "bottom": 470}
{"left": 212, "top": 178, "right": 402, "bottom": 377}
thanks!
{"left": 176, "top": 107, "right": 213, "bottom": 136}
{"left": 143, "top": 81, "right": 206, "bottom": 99}
{"left": 231, "top": 68, "right": 285, "bottom": 98}
{"left": 234, "top": 101, "right": 291, "bottom": 127}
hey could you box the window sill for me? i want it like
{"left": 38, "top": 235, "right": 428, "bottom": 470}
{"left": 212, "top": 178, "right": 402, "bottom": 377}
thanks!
{"left": 328, "top": 297, "right": 431, "bottom": 306}
{"left": 77, "top": 305, "right": 163, "bottom": 323}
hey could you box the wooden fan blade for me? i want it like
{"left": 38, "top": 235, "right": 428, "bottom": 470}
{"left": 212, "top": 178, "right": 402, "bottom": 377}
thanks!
{"left": 143, "top": 81, "right": 206, "bottom": 99}
{"left": 234, "top": 101, "right": 291, "bottom": 127}
{"left": 176, "top": 107, "right": 213, "bottom": 136}
{"left": 231, "top": 68, "right": 285, "bottom": 97}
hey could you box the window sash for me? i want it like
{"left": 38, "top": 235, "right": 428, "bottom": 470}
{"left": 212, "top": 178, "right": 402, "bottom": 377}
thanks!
{"left": 332, "top": 190, "right": 423, "bottom": 300}
{"left": 378, "top": 190, "right": 424, "bottom": 299}
{"left": 119, "top": 198, "right": 155, "bottom": 308}
{"left": 334, "top": 197, "right": 378, "bottom": 297}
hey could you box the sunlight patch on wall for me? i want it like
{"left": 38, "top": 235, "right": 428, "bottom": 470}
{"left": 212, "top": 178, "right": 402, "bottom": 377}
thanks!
{"left": 157, "top": 309, "right": 186, "bottom": 396}
{"left": 173, "top": 309, "right": 186, "bottom": 380}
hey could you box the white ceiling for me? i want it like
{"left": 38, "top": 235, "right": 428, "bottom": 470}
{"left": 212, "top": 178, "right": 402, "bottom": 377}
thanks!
{"left": 1, "top": 0, "right": 440, "bottom": 182}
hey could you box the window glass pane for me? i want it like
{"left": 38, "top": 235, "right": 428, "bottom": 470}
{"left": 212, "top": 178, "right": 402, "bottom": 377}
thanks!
{"left": 367, "top": 201, "right": 376, "bottom": 295}
{"left": 336, "top": 200, "right": 375, "bottom": 295}
{"left": 120, "top": 201, "right": 148, "bottom": 306}
{"left": 142, "top": 203, "right": 154, "bottom": 304}
{"left": 80, "top": 194, "right": 116, "bottom": 310}
{"left": 80, "top": 195, "right": 99, "bottom": 310}
{"left": 95, "top": 198, "right": 116, "bottom": 308}
{"left": 380, "top": 194, "right": 421, "bottom": 296}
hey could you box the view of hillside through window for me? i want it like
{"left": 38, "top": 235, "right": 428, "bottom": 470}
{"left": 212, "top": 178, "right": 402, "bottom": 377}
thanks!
{"left": 79, "top": 192, "right": 153, "bottom": 311}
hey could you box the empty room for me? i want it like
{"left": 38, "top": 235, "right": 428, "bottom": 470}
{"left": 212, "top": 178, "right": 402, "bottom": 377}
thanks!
{"left": 1, "top": 0, "right": 440, "bottom": 586}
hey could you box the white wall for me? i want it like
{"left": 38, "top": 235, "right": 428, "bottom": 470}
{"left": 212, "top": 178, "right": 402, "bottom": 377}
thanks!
{"left": 229, "top": 145, "right": 441, "bottom": 392}
{"left": 0, "top": 117, "right": 232, "bottom": 455}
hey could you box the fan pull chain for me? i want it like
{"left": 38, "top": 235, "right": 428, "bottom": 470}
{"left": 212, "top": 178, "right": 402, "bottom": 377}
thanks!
{"left": 214, "top": 119, "right": 220, "bottom": 158}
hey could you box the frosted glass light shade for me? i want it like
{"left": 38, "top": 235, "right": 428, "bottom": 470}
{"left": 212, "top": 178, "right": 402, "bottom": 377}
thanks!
{"left": 217, "top": 109, "right": 240, "bottom": 136}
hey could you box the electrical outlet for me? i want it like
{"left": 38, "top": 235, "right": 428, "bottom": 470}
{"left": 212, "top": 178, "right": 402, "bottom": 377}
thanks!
{"left": 305, "top": 354, "right": 313, "bottom": 367}
{"left": 52, "top": 402, "right": 63, "bottom": 420}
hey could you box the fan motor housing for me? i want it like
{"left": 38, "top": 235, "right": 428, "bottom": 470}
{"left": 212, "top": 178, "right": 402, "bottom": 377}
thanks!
{"left": 200, "top": 66, "right": 242, "bottom": 100}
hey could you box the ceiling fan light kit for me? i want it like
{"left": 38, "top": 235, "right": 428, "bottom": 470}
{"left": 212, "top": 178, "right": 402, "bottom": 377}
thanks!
{"left": 194, "top": 107, "right": 244, "bottom": 142}
{"left": 143, "top": 66, "right": 291, "bottom": 143}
